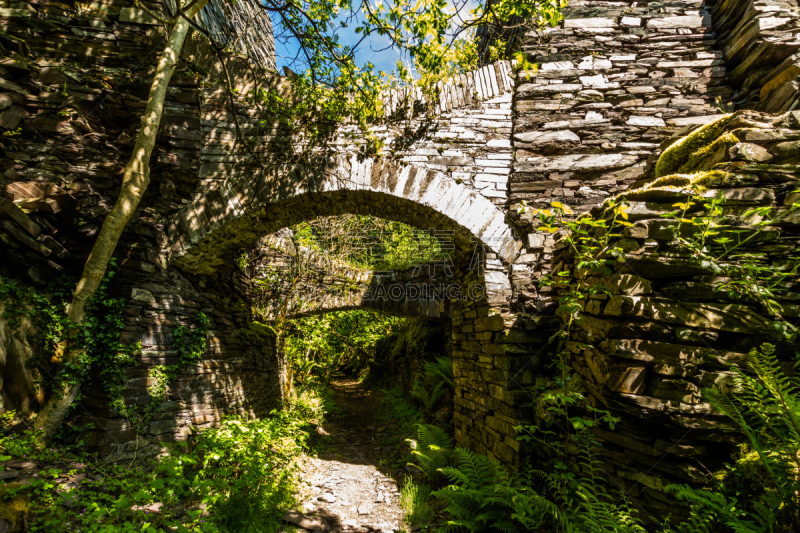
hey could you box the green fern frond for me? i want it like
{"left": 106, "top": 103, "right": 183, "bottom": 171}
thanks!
{"left": 407, "top": 424, "right": 455, "bottom": 482}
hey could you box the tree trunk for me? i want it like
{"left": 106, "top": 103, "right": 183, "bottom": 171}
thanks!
{"left": 35, "top": 0, "right": 208, "bottom": 438}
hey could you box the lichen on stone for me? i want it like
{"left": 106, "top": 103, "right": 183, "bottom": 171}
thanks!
{"left": 655, "top": 113, "right": 736, "bottom": 177}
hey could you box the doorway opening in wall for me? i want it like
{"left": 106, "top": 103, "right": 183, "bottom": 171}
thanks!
{"left": 244, "top": 214, "right": 460, "bottom": 530}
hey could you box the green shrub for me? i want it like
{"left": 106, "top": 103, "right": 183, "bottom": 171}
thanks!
{"left": 410, "top": 357, "right": 454, "bottom": 414}
{"left": 0, "top": 411, "right": 310, "bottom": 532}
{"left": 667, "top": 343, "right": 800, "bottom": 533}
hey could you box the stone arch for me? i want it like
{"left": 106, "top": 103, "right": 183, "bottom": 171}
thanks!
{"left": 258, "top": 272, "right": 454, "bottom": 321}
{"left": 283, "top": 300, "right": 447, "bottom": 321}
{"left": 165, "top": 155, "right": 522, "bottom": 275}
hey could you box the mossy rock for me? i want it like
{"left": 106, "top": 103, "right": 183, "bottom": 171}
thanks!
{"left": 238, "top": 321, "right": 278, "bottom": 345}
{"left": 248, "top": 321, "right": 277, "bottom": 338}
{"left": 0, "top": 486, "right": 29, "bottom": 532}
{"left": 655, "top": 114, "right": 736, "bottom": 177}
{"left": 602, "top": 170, "right": 745, "bottom": 213}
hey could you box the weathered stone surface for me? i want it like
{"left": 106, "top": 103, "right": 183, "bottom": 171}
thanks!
{"left": 514, "top": 130, "right": 580, "bottom": 144}
{"left": 604, "top": 296, "right": 774, "bottom": 335}
{"left": 646, "top": 15, "right": 711, "bottom": 28}
{"left": 0, "top": 198, "right": 41, "bottom": 237}
{"left": 516, "top": 154, "right": 639, "bottom": 173}
{"left": 626, "top": 116, "right": 666, "bottom": 127}
{"left": 564, "top": 18, "right": 616, "bottom": 28}
{"left": 600, "top": 339, "right": 748, "bottom": 369}
{"left": 729, "top": 142, "right": 774, "bottom": 162}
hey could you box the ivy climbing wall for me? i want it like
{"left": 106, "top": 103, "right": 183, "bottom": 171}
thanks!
{"left": 0, "top": 0, "right": 288, "bottom": 460}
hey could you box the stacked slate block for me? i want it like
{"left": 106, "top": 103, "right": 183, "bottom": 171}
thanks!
{"left": 504, "top": 0, "right": 800, "bottom": 521}
{"left": 559, "top": 109, "right": 800, "bottom": 523}
{"left": 378, "top": 61, "right": 514, "bottom": 118}
{"left": 710, "top": 0, "right": 800, "bottom": 112}
{"left": 0, "top": 0, "right": 285, "bottom": 460}
{"left": 510, "top": 0, "right": 732, "bottom": 331}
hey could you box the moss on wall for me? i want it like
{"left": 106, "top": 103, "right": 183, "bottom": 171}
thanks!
{"left": 655, "top": 114, "right": 735, "bottom": 177}
{"left": 0, "top": 486, "right": 29, "bottom": 532}
{"left": 603, "top": 170, "right": 740, "bottom": 211}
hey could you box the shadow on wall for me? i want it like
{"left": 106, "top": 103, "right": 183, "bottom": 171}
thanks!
{"left": 365, "top": 320, "right": 451, "bottom": 393}
{"left": 0, "top": 300, "right": 43, "bottom": 414}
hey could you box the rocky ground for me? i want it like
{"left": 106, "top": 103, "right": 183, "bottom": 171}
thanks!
{"left": 282, "top": 379, "right": 410, "bottom": 533}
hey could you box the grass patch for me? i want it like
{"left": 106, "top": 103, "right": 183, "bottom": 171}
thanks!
{"left": 400, "top": 479, "right": 434, "bottom": 526}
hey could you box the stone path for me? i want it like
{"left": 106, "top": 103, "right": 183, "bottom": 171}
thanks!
{"left": 283, "top": 379, "right": 406, "bottom": 533}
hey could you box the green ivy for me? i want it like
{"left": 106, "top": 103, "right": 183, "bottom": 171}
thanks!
{"left": 131, "top": 313, "right": 210, "bottom": 431}
{"left": 0, "top": 261, "right": 141, "bottom": 427}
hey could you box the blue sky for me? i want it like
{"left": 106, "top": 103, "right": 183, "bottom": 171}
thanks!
{"left": 269, "top": 0, "right": 479, "bottom": 77}
{"left": 271, "top": 10, "right": 408, "bottom": 76}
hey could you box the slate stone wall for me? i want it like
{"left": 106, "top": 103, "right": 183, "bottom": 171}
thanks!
{"left": 503, "top": 0, "right": 800, "bottom": 520}
{"left": 0, "top": 0, "right": 287, "bottom": 461}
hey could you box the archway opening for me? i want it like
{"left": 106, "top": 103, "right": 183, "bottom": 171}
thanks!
{"left": 228, "top": 214, "right": 475, "bottom": 528}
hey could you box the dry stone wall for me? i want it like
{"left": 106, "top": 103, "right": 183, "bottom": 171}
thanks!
{"left": 555, "top": 109, "right": 800, "bottom": 522}
{"left": 710, "top": 0, "right": 800, "bottom": 111}
{"left": 0, "top": 0, "right": 287, "bottom": 460}
{"left": 500, "top": 0, "right": 800, "bottom": 521}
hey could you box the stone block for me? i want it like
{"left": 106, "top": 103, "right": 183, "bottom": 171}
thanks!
{"left": 474, "top": 314, "right": 505, "bottom": 332}
{"left": 564, "top": 18, "right": 617, "bottom": 28}
{"left": 646, "top": 15, "right": 711, "bottom": 28}
{"left": 600, "top": 338, "right": 748, "bottom": 369}
{"left": 626, "top": 116, "right": 666, "bottom": 127}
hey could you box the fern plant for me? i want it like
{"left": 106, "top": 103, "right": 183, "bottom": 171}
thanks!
{"left": 407, "top": 423, "right": 455, "bottom": 485}
{"left": 666, "top": 485, "right": 776, "bottom": 533}
{"left": 411, "top": 356, "right": 455, "bottom": 414}
{"left": 521, "top": 419, "right": 647, "bottom": 533}
{"left": 434, "top": 448, "right": 561, "bottom": 532}
{"left": 667, "top": 343, "right": 800, "bottom": 532}
{"left": 408, "top": 420, "right": 648, "bottom": 533}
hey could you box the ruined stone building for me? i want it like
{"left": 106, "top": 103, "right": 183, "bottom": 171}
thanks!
{"left": 0, "top": 0, "right": 799, "bottom": 519}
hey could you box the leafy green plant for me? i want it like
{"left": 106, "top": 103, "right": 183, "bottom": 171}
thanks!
{"left": 657, "top": 188, "right": 800, "bottom": 342}
{"left": 406, "top": 423, "right": 454, "bottom": 485}
{"left": 0, "top": 409, "right": 313, "bottom": 532}
{"left": 0, "top": 262, "right": 141, "bottom": 430}
{"left": 667, "top": 343, "right": 800, "bottom": 532}
{"left": 434, "top": 447, "right": 560, "bottom": 533}
{"left": 379, "top": 386, "right": 424, "bottom": 436}
{"left": 410, "top": 357, "right": 454, "bottom": 414}
{"left": 283, "top": 310, "right": 402, "bottom": 385}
